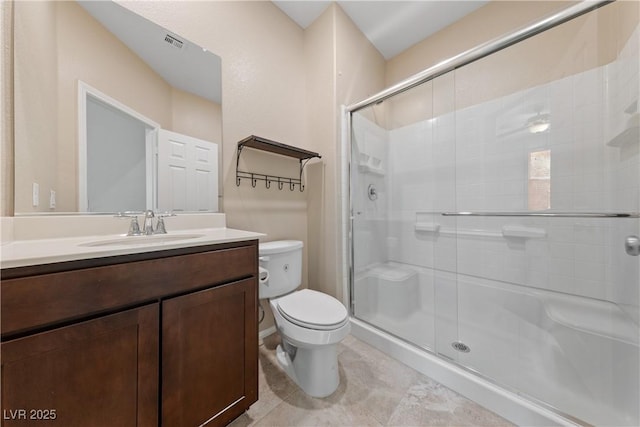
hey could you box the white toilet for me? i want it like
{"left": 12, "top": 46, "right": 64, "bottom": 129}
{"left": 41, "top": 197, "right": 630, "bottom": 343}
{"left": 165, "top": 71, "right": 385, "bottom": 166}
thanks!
{"left": 259, "top": 240, "right": 350, "bottom": 398}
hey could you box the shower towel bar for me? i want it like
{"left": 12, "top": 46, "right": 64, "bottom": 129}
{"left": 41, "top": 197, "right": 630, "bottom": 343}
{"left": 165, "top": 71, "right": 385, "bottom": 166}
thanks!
{"left": 441, "top": 212, "right": 640, "bottom": 218}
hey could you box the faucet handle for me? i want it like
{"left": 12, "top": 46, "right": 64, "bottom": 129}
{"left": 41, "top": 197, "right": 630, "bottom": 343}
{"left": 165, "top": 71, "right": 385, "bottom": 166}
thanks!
{"left": 153, "top": 211, "right": 175, "bottom": 234}
{"left": 128, "top": 217, "right": 141, "bottom": 236}
{"left": 155, "top": 217, "right": 167, "bottom": 234}
{"left": 115, "top": 212, "right": 142, "bottom": 236}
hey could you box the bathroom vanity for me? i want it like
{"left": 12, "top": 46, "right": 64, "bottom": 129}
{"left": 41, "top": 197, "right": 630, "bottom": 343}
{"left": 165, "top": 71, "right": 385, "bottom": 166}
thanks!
{"left": 1, "top": 225, "right": 261, "bottom": 427}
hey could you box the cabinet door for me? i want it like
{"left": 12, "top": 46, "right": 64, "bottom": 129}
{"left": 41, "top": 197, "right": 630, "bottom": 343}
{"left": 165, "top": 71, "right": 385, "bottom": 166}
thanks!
{"left": 1, "top": 304, "right": 159, "bottom": 427}
{"left": 162, "top": 278, "right": 258, "bottom": 427}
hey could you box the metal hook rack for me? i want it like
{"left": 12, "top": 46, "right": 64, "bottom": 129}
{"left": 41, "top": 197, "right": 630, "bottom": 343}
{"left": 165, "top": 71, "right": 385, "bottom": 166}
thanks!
{"left": 235, "top": 135, "right": 321, "bottom": 192}
{"left": 236, "top": 171, "right": 306, "bottom": 191}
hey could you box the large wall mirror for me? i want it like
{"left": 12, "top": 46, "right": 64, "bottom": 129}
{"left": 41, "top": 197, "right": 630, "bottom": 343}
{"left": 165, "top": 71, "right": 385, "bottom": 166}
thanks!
{"left": 14, "top": 0, "right": 222, "bottom": 214}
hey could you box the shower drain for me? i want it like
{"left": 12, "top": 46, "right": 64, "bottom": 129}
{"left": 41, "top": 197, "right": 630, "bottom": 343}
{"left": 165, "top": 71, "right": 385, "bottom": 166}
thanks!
{"left": 451, "top": 341, "right": 471, "bottom": 353}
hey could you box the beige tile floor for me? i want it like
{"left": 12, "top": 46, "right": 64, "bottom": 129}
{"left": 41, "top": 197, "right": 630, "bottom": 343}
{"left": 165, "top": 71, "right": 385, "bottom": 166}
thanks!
{"left": 229, "top": 334, "right": 515, "bottom": 427}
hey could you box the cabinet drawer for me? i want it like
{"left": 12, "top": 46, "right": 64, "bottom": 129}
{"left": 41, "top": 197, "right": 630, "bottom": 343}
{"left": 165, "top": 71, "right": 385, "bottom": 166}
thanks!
{"left": 1, "top": 244, "right": 257, "bottom": 337}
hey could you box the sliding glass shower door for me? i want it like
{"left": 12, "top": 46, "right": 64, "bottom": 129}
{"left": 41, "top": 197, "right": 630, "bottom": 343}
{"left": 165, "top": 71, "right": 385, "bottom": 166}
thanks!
{"left": 349, "top": 2, "right": 639, "bottom": 425}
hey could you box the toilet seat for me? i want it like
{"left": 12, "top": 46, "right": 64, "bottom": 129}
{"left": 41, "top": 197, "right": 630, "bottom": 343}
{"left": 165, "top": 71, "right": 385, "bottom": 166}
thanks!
{"left": 276, "top": 289, "right": 348, "bottom": 331}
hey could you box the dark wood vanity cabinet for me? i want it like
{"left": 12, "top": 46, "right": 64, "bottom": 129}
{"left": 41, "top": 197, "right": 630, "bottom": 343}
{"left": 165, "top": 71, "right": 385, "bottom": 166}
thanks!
{"left": 1, "top": 240, "right": 259, "bottom": 427}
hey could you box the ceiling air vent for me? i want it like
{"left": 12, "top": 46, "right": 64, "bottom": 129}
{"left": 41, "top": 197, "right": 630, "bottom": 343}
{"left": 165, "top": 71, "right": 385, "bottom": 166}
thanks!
{"left": 164, "top": 34, "right": 184, "bottom": 49}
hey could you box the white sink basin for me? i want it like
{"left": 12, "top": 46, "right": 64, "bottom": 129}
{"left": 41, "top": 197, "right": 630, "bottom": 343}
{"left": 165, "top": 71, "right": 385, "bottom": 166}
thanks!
{"left": 80, "top": 233, "right": 205, "bottom": 247}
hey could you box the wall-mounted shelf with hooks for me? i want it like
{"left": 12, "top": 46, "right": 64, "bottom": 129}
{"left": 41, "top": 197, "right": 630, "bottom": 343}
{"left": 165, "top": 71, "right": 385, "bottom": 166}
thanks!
{"left": 236, "top": 135, "right": 321, "bottom": 192}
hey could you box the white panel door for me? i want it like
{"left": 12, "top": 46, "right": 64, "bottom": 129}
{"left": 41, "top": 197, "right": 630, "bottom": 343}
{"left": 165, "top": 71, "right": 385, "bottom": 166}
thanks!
{"left": 157, "top": 130, "right": 218, "bottom": 212}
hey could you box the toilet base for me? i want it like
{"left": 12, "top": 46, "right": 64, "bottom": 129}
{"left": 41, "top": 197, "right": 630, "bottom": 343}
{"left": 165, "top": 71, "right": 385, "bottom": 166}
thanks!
{"left": 276, "top": 341, "right": 340, "bottom": 398}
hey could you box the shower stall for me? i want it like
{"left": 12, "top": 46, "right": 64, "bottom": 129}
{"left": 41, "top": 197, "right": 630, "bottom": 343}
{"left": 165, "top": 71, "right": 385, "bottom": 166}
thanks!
{"left": 345, "top": 2, "right": 639, "bottom": 425}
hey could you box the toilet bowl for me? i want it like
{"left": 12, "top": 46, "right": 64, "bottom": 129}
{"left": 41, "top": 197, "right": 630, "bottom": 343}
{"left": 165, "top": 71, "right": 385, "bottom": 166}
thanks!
{"left": 259, "top": 240, "right": 350, "bottom": 398}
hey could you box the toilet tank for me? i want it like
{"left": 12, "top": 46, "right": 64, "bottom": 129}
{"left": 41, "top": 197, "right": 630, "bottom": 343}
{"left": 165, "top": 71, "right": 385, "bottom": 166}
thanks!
{"left": 258, "top": 240, "right": 303, "bottom": 299}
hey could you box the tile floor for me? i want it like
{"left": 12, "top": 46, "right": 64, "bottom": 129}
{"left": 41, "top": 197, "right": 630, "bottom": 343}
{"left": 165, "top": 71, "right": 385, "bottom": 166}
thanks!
{"left": 229, "top": 334, "right": 514, "bottom": 427}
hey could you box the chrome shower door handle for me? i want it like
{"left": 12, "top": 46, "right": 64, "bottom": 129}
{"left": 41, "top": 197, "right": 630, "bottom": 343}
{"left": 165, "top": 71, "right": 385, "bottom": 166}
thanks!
{"left": 625, "top": 235, "right": 640, "bottom": 256}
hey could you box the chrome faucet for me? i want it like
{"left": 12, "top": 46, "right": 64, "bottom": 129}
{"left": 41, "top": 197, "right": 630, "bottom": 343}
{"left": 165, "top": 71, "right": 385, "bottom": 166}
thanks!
{"left": 117, "top": 210, "right": 174, "bottom": 236}
{"left": 142, "top": 210, "right": 155, "bottom": 235}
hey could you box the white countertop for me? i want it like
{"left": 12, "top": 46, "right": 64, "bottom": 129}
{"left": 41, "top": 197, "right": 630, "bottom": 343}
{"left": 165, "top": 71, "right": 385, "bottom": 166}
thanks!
{"left": 1, "top": 227, "right": 265, "bottom": 269}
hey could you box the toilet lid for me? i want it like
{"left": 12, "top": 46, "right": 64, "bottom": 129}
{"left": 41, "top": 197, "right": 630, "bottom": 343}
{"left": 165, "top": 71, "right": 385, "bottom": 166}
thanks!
{"left": 277, "top": 289, "right": 348, "bottom": 330}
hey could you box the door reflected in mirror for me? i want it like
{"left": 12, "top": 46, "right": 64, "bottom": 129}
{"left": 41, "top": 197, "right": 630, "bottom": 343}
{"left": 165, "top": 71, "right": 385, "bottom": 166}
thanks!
{"left": 14, "top": 0, "right": 222, "bottom": 214}
{"left": 85, "top": 90, "right": 153, "bottom": 213}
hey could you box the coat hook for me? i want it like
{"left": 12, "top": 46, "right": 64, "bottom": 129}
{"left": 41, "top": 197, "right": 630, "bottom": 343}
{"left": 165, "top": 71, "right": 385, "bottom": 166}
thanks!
{"left": 266, "top": 179, "right": 271, "bottom": 189}
{"left": 278, "top": 180, "right": 284, "bottom": 190}
{"left": 289, "top": 181, "right": 295, "bottom": 191}
{"left": 236, "top": 176, "right": 241, "bottom": 186}
{"left": 251, "top": 175, "right": 257, "bottom": 188}
{"left": 299, "top": 184, "right": 304, "bottom": 192}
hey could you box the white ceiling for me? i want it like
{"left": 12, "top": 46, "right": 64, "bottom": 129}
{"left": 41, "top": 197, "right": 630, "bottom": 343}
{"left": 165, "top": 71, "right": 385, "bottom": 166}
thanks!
{"left": 273, "top": 0, "right": 488, "bottom": 59}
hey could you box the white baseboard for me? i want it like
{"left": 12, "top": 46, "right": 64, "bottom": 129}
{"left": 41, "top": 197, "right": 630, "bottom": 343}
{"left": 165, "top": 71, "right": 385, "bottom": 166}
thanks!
{"left": 259, "top": 326, "right": 277, "bottom": 344}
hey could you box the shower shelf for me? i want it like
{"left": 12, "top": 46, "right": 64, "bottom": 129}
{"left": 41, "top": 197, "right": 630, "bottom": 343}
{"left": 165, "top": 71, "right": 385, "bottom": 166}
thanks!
{"left": 414, "top": 223, "right": 546, "bottom": 239}
{"left": 606, "top": 123, "right": 638, "bottom": 148}
{"left": 607, "top": 101, "right": 638, "bottom": 148}
{"left": 235, "top": 135, "right": 321, "bottom": 191}
{"left": 357, "top": 164, "right": 385, "bottom": 176}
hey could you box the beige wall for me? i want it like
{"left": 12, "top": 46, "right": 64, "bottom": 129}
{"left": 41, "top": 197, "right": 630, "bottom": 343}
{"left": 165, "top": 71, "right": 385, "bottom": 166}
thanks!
{"left": 171, "top": 88, "right": 222, "bottom": 146}
{"left": 304, "top": 4, "right": 337, "bottom": 304}
{"left": 305, "top": 4, "right": 385, "bottom": 303}
{"left": 13, "top": 1, "right": 58, "bottom": 213}
{"left": 1, "top": 0, "right": 13, "bottom": 217}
